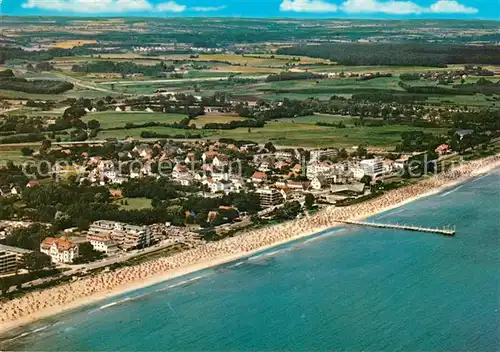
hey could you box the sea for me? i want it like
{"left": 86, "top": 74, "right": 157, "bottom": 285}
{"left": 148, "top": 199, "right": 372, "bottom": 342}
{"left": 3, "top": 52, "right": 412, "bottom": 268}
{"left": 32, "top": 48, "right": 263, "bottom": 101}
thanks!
{"left": 1, "top": 170, "right": 499, "bottom": 351}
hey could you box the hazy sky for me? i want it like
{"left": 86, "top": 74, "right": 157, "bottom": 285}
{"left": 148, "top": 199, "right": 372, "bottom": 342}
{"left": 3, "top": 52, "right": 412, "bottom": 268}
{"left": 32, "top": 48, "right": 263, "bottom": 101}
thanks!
{"left": 2, "top": 0, "right": 498, "bottom": 19}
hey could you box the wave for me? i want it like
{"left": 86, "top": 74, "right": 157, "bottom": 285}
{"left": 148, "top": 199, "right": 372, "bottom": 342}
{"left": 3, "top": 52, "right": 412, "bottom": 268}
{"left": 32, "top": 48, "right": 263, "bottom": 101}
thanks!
{"left": 440, "top": 184, "right": 464, "bottom": 197}
{"left": 157, "top": 274, "right": 208, "bottom": 292}
{"left": 99, "top": 296, "right": 133, "bottom": 310}
{"left": 376, "top": 209, "right": 405, "bottom": 219}
{"left": 303, "top": 236, "right": 323, "bottom": 244}
{"left": 228, "top": 261, "right": 245, "bottom": 268}
{"left": 470, "top": 173, "right": 490, "bottom": 184}
{"left": 32, "top": 325, "right": 50, "bottom": 333}
{"left": 248, "top": 253, "right": 266, "bottom": 261}
{"left": 1, "top": 331, "right": 32, "bottom": 344}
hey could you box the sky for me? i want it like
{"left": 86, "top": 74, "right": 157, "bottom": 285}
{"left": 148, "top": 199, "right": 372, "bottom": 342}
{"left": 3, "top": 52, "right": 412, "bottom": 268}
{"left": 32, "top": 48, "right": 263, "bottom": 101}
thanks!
{"left": 1, "top": 0, "right": 498, "bottom": 19}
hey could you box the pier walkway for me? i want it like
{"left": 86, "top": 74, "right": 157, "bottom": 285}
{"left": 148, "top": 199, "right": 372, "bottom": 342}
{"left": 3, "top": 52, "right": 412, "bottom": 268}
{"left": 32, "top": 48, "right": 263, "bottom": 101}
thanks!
{"left": 335, "top": 220, "right": 456, "bottom": 236}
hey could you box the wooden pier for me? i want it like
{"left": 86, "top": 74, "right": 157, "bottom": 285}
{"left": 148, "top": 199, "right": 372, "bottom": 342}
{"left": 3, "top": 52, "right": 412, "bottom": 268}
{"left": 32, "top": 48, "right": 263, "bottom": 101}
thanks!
{"left": 335, "top": 220, "right": 456, "bottom": 236}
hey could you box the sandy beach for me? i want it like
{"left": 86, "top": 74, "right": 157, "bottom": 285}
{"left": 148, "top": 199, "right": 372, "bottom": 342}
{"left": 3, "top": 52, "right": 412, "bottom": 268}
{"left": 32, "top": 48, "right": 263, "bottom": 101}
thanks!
{"left": 1, "top": 154, "right": 499, "bottom": 335}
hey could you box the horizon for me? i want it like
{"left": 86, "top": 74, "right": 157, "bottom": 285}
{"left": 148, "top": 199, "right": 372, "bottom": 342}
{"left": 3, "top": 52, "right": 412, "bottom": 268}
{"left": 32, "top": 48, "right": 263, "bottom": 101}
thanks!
{"left": 1, "top": 0, "right": 498, "bottom": 20}
{"left": 2, "top": 14, "right": 499, "bottom": 21}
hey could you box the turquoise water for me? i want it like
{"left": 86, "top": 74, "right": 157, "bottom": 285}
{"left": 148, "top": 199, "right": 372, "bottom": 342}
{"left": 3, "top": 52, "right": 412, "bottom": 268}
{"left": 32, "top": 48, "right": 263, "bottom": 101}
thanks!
{"left": 2, "top": 171, "right": 499, "bottom": 351}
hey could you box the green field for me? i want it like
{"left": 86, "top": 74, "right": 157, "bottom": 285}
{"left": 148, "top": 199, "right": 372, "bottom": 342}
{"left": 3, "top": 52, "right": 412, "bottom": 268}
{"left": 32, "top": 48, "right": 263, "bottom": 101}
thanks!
{"left": 116, "top": 197, "right": 153, "bottom": 210}
{"left": 205, "top": 119, "right": 449, "bottom": 148}
{"left": 0, "top": 149, "right": 34, "bottom": 166}
{"left": 83, "top": 112, "right": 187, "bottom": 129}
{"left": 97, "top": 126, "right": 207, "bottom": 140}
{"left": 90, "top": 114, "right": 449, "bottom": 149}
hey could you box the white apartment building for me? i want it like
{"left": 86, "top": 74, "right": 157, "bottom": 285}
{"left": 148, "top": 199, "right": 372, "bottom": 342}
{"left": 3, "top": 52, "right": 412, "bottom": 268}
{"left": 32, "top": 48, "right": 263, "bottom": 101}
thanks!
{"left": 0, "top": 245, "right": 32, "bottom": 275}
{"left": 87, "top": 234, "right": 120, "bottom": 255}
{"left": 310, "top": 148, "right": 338, "bottom": 162}
{"left": 360, "top": 159, "right": 384, "bottom": 178}
{"left": 256, "top": 188, "right": 284, "bottom": 207}
{"left": 89, "top": 220, "right": 153, "bottom": 251}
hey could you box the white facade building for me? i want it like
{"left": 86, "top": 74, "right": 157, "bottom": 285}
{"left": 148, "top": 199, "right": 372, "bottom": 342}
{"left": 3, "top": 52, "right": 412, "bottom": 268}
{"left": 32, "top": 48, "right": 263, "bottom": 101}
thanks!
{"left": 40, "top": 237, "right": 79, "bottom": 264}
{"left": 360, "top": 159, "right": 384, "bottom": 178}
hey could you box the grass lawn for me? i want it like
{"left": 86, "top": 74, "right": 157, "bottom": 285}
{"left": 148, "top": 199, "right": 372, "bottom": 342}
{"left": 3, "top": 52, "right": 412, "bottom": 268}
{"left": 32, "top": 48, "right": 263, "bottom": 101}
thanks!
{"left": 116, "top": 197, "right": 153, "bottom": 210}
{"left": 83, "top": 112, "right": 187, "bottom": 129}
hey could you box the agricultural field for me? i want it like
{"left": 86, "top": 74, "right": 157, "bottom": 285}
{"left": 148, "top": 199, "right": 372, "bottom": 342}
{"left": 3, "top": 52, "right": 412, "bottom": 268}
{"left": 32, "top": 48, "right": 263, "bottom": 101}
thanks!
{"left": 192, "top": 114, "right": 246, "bottom": 128}
{"left": 0, "top": 149, "right": 34, "bottom": 166}
{"left": 52, "top": 40, "right": 97, "bottom": 49}
{"left": 87, "top": 114, "right": 450, "bottom": 149}
{"left": 83, "top": 112, "right": 186, "bottom": 129}
{"left": 96, "top": 126, "right": 207, "bottom": 140}
{"left": 207, "top": 119, "right": 449, "bottom": 148}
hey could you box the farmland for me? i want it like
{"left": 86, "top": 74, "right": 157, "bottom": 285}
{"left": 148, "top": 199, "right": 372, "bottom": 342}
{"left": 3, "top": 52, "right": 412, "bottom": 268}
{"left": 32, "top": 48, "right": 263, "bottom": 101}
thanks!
{"left": 82, "top": 112, "right": 186, "bottom": 129}
{"left": 192, "top": 114, "right": 246, "bottom": 128}
{"left": 0, "top": 17, "right": 498, "bottom": 150}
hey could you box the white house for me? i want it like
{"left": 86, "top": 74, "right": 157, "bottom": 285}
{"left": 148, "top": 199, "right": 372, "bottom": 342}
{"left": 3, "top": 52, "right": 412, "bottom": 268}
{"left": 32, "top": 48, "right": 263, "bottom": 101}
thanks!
{"left": 208, "top": 181, "right": 231, "bottom": 193}
{"left": 212, "top": 155, "right": 229, "bottom": 168}
{"left": 211, "top": 172, "right": 230, "bottom": 182}
{"left": 172, "top": 164, "right": 190, "bottom": 179}
{"left": 311, "top": 175, "right": 331, "bottom": 190}
{"left": 40, "top": 237, "right": 79, "bottom": 264}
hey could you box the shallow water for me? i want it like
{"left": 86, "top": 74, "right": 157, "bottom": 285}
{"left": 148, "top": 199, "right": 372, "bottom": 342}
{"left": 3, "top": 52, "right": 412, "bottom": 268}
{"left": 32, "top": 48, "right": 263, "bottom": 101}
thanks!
{"left": 2, "top": 171, "right": 499, "bottom": 351}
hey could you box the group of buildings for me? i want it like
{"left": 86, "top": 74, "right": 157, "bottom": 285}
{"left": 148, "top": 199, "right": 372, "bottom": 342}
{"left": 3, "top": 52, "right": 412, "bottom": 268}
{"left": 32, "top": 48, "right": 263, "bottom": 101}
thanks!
{"left": 87, "top": 220, "right": 153, "bottom": 253}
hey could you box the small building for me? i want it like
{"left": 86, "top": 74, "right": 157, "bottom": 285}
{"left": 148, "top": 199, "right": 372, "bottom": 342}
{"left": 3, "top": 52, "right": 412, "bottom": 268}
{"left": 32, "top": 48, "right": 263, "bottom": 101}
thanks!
{"left": 287, "top": 181, "right": 310, "bottom": 191}
{"left": 435, "top": 144, "right": 450, "bottom": 156}
{"left": 455, "top": 130, "right": 474, "bottom": 140}
{"left": 202, "top": 151, "right": 218, "bottom": 162}
{"left": 252, "top": 171, "right": 267, "bottom": 184}
{"left": 212, "top": 155, "right": 230, "bottom": 168}
{"left": 87, "top": 234, "right": 120, "bottom": 255}
{"left": 40, "top": 237, "right": 79, "bottom": 264}
{"left": 311, "top": 175, "right": 331, "bottom": 190}
{"left": 26, "top": 180, "right": 40, "bottom": 188}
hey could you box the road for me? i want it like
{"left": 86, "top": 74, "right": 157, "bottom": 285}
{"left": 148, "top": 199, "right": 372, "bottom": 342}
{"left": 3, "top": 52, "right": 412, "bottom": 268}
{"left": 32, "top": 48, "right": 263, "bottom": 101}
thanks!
{"left": 10, "top": 239, "right": 188, "bottom": 292}
{"left": 99, "top": 74, "right": 269, "bottom": 86}
{"left": 28, "top": 73, "right": 268, "bottom": 90}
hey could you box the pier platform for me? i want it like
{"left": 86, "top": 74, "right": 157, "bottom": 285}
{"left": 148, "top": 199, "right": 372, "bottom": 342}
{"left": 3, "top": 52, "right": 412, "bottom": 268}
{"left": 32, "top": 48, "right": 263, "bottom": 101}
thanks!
{"left": 335, "top": 220, "right": 456, "bottom": 236}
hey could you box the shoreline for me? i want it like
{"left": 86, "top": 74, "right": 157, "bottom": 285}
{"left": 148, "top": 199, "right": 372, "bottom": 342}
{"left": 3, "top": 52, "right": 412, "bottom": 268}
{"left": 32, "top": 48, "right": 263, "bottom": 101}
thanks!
{"left": 1, "top": 155, "right": 499, "bottom": 337}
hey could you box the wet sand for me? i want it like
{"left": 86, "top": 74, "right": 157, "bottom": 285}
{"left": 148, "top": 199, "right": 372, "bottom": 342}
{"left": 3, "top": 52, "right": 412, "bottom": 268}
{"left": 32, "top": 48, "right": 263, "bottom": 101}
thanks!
{"left": 1, "top": 155, "right": 498, "bottom": 335}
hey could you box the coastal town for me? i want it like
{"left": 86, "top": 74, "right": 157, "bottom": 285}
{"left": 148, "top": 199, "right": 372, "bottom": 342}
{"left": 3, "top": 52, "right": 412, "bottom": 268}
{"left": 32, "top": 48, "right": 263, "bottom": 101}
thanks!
{"left": 0, "top": 15, "right": 499, "bottom": 347}
{"left": 0, "top": 129, "right": 470, "bottom": 272}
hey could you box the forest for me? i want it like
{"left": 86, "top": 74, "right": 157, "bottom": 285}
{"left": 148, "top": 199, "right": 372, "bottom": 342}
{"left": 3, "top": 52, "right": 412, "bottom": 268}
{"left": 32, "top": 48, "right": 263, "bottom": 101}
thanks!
{"left": 0, "top": 70, "right": 74, "bottom": 94}
{"left": 277, "top": 43, "right": 500, "bottom": 66}
{"left": 71, "top": 61, "right": 175, "bottom": 77}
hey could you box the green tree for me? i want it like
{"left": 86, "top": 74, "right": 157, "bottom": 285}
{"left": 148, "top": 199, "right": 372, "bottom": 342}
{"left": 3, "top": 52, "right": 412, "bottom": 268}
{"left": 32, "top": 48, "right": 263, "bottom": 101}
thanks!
{"left": 72, "top": 243, "right": 105, "bottom": 264}
{"left": 87, "top": 119, "right": 101, "bottom": 130}
{"left": 22, "top": 252, "right": 52, "bottom": 272}
{"left": 360, "top": 175, "right": 372, "bottom": 186}
{"left": 305, "top": 193, "right": 315, "bottom": 209}
{"left": 21, "top": 147, "right": 34, "bottom": 156}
